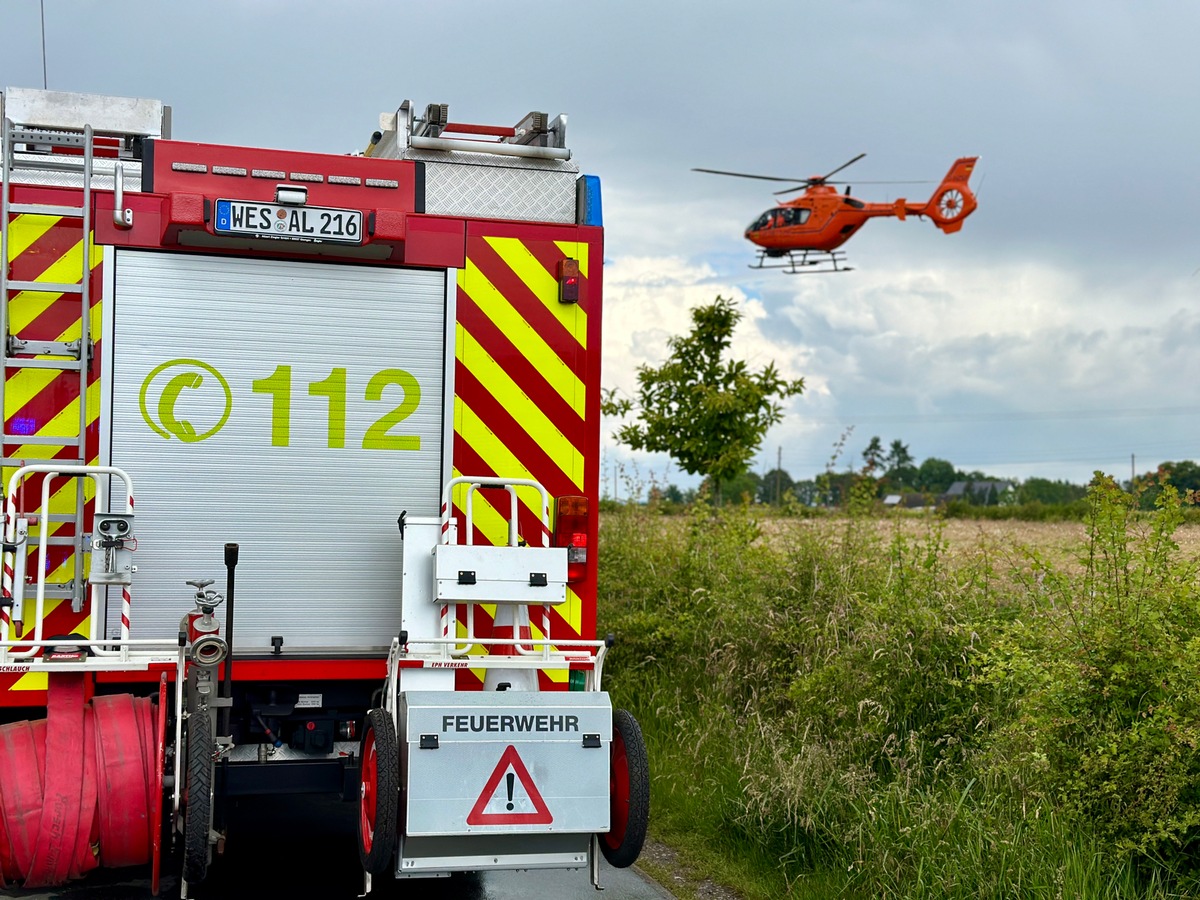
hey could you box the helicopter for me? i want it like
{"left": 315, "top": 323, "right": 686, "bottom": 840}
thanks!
{"left": 693, "top": 154, "right": 979, "bottom": 273}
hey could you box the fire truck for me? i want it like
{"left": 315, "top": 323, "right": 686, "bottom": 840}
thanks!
{"left": 0, "top": 86, "right": 648, "bottom": 896}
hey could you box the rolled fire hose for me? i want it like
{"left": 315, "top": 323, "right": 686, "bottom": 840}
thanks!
{"left": 0, "top": 673, "right": 162, "bottom": 888}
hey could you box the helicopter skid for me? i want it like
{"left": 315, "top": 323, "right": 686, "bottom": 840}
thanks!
{"left": 752, "top": 249, "right": 853, "bottom": 274}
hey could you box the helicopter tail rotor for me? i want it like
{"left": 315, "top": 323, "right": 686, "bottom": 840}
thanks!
{"left": 924, "top": 156, "right": 979, "bottom": 233}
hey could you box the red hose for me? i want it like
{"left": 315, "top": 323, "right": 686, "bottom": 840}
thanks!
{"left": 0, "top": 674, "right": 162, "bottom": 887}
{"left": 73, "top": 706, "right": 99, "bottom": 880}
{"left": 94, "top": 693, "right": 152, "bottom": 868}
{"left": 0, "top": 718, "right": 44, "bottom": 880}
{"left": 26, "top": 671, "right": 86, "bottom": 884}
{"left": 151, "top": 674, "right": 167, "bottom": 896}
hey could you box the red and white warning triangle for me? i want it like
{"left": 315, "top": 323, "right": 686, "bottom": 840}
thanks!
{"left": 466, "top": 744, "right": 553, "bottom": 826}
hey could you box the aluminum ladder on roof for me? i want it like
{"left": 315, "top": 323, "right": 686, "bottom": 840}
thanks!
{"left": 0, "top": 87, "right": 167, "bottom": 616}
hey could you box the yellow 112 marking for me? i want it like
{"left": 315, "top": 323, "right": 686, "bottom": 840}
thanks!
{"left": 251, "top": 365, "right": 422, "bottom": 450}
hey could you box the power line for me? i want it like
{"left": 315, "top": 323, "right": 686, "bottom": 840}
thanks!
{"left": 779, "top": 440, "right": 1200, "bottom": 474}
{"left": 805, "top": 405, "right": 1200, "bottom": 425}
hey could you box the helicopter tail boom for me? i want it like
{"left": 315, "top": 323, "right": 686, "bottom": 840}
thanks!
{"left": 923, "top": 156, "right": 979, "bottom": 233}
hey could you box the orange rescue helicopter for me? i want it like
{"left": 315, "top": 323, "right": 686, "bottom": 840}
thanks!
{"left": 694, "top": 153, "right": 979, "bottom": 273}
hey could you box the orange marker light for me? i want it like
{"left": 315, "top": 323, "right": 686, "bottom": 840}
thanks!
{"left": 558, "top": 258, "right": 580, "bottom": 304}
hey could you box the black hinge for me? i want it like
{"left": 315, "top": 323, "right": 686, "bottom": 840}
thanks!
{"left": 529, "top": 572, "right": 548, "bottom": 587}
{"left": 457, "top": 571, "right": 476, "bottom": 585}
{"left": 419, "top": 734, "right": 439, "bottom": 750}
{"left": 582, "top": 733, "right": 602, "bottom": 748}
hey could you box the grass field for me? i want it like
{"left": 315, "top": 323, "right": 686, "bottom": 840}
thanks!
{"left": 598, "top": 480, "right": 1200, "bottom": 899}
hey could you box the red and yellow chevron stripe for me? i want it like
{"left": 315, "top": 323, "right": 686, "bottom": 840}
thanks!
{"left": 1, "top": 196, "right": 103, "bottom": 700}
{"left": 451, "top": 223, "right": 602, "bottom": 688}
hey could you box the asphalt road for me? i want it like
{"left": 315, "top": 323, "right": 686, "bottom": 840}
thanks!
{"left": 8, "top": 793, "right": 674, "bottom": 900}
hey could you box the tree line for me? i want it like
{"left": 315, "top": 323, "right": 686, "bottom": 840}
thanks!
{"left": 644, "top": 446, "right": 1090, "bottom": 509}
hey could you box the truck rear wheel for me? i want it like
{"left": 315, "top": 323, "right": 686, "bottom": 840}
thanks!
{"left": 358, "top": 708, "right": 399, "bottom": 876}
{"left": 183, "top": 707, "right": 214, "bottom": 884}
{"left": 600, "top": 708, "right": 649, "bottom": 868}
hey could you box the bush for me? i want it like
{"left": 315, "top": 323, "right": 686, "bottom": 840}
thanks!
{"left": 598, "top": 476, "right": 1200, "bottom": 897}
{"left": 941, "top": 498, "right": 1090, "bottom": 522}
{"left": 981, "top": 476, "right": 1200, "bottom": 868}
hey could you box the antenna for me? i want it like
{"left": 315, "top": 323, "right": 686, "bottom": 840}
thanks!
{"left": 39, "top": 0, "right": 48, "bottom": 89}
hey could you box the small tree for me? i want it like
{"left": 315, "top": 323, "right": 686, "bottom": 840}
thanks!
{"left": 915, "top": 457, "right": 958, "bottom": 495}
{"left": 885, "top": 439, "right": 913, "bottom": 471}
{"left": 758, "top": 467, "right": 795, "bottom": 506}
{"left": 602, "top": 296, "right": 804, "bottom": 503}
{"left": 709, "top": 470, "right": 762, "bottom": 506}
{"left": 861, "top": 436, "right": 885, "bottom": 474}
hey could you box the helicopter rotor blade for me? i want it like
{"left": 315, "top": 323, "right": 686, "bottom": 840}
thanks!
{"left": 692, "top": 168, "right": 812, "bottom": 183}
{"left": 816, "top": 153, "right": 867, "bottom": 183}
{"left": 698, "top": 157, "right": 931, "bottom": 195}
{"left": 772, "top": 178, "right": 933, "bottom": 196}
{"left": 839, "top": 179, "right": 932, "bottom": 184}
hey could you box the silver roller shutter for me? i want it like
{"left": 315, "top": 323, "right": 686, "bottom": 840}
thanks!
{"left": 102, "top": 249, "right": 450, "bottom": 652}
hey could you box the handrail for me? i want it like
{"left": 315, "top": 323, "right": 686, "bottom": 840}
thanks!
{"left": 1, "top": 464, "right": 134, "bottom": 658}
{"left": 436, "top": 476, "right": 557, "bottom": 661}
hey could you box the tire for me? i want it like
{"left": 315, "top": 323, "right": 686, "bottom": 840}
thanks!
{"left": 600, "top": 708, "right": 649, "bottom": 868}
{"left": 183, "top": 707, "right": 214, "bottom": 884}
{"left": 358, "top": 708, "right": 399, "bottom": 876}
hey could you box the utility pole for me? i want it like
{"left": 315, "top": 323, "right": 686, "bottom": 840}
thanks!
{"left": 40, "top": 0, "right": 48, "bottom": 89}
{"left": 775, "top": 446, "right": 782, "bottom": 505}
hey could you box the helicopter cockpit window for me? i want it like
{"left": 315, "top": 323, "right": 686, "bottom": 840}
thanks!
{"left": 750, "top": 208, "right": 812, "bottom": 231}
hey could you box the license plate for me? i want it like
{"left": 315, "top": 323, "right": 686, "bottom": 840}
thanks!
{"left": 214, "top": 199, "right": 363, "bottom": 244}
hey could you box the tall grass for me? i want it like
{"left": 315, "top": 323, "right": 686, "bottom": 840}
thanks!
{"left": 598, "top": 477, "right": 1200, "bottom": 898}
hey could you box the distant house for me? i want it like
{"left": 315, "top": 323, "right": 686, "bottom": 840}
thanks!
{"left": 883, "top": 493, "right": 929, "bottom": 510}
{"left": 940, "top": 480, "right": 1015, "bottom": 506}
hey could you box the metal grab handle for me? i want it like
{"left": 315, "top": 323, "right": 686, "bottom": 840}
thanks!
{"left": 440, "top": 475, "right": 551, "bottom": 547}
{"left": 1, "top": 464, "right": 135, "bottom": 655}
{"left": 112, "top": 162, "right": 133, "bottom": 228}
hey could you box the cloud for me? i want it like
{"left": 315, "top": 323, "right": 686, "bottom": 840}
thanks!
{"left": 6, "top": 0, "right": 1200, "bottom": 493}
{"left": 601, "top": 244, "right": 1200, "bottom": 490}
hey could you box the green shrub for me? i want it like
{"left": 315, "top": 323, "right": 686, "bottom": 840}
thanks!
{"left": 597, "top": 478, "right": 1200, "bottom": 898}
{"left": 942, "top": 498, "right": 1091, "bottom": 522}
{"left": 981, "top": 476, "right": 1200, "bottom": 870}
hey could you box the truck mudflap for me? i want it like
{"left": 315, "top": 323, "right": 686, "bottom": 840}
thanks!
{"left": 395, "top": 690, "right": 611, "bottom": 876}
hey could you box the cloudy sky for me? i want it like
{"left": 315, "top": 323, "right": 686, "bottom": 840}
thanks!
{"left": 3, "top": 0, "right": 1198, "bottom": 493}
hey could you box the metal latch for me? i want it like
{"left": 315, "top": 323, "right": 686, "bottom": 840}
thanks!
{"left": 419, "top": 734, "right": 439, "bottom": 750}
{"left": 582, "top": 734, "right": 601, "bottom": 749}
{"left": 457, "top": 571, "right": 476, "bottom": 585}
{"left": 529, "top": 572, "right": 548, "bottom": 587}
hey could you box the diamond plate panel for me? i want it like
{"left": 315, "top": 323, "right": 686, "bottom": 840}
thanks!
{"left": 6, "top": 152, "right": 143, "bottom": 191}
{"left": 406, "top": 150, "right": 578, "bottom": 224}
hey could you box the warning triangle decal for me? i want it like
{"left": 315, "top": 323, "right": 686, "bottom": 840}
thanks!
{"left": 467, "top": 744, "right": 553, "bottom": 826}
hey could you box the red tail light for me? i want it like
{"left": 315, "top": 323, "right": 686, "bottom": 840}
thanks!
{"left": 554, "top": 495, "right": 589, "bottom": 583}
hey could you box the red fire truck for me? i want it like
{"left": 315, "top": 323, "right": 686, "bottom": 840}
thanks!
{"left": 0, "top": 86, "right": 647, "bottom": 896}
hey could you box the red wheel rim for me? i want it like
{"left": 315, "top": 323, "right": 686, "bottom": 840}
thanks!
{"left": 360, "top": 729, "right": 378, "bottom": 853}
{"left": 605, "top": 727, "right": 629, "bottom": 850}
